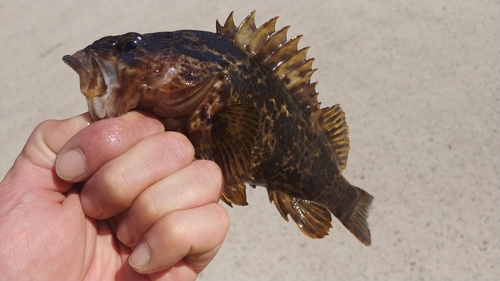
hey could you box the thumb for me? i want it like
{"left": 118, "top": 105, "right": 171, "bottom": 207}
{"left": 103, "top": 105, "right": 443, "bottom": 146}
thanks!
{"left": 0, "top": 113, "right": 93, "bottom": 280}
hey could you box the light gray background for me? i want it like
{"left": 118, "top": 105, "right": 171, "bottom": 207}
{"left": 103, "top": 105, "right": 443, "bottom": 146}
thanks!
{"left": 1, "top": 1, "right": 499, "bottom": 280}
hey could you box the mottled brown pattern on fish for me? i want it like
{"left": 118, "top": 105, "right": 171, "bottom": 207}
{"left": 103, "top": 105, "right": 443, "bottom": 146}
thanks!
{"left": 62, "top": 11, "right": 373, "bottom": 245}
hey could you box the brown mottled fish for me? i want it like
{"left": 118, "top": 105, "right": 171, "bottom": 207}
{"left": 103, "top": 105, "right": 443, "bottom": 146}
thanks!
{"left": 62, "top": 11, "right": 374, "bottom": 245}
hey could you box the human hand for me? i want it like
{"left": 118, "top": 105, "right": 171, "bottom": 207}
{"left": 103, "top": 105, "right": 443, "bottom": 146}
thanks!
{"left": 0, "top": 111, "right": 229, "bottom": 281}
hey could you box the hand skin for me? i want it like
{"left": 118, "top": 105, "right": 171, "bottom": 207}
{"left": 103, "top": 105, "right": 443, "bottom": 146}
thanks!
{"left": 0, "top": 111, "right": 229, "bottom": 281}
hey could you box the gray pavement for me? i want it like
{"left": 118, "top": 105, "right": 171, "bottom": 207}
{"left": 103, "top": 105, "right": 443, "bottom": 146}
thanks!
{"left": 1, "top": 1, "right": 499, "bottom": 280}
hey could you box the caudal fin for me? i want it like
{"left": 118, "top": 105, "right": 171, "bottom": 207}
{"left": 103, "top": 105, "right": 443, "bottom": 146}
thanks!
{"left": 339, "top": 187, "right": 373, "bottom": 246}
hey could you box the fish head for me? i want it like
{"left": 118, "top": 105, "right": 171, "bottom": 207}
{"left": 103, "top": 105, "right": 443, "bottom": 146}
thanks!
{"left": 63, "top": 32, "right": 224, "bottom": 122}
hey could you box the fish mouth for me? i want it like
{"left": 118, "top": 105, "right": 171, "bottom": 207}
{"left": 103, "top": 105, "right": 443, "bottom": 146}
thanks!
{"left": 63, "top": 50, "right": 107, "bottom": 99}
{"left": 64, "top": 47, "right": 219, "bottom": 122}
{"left": 63, "top": 50, "right": 134, "bottom": 122}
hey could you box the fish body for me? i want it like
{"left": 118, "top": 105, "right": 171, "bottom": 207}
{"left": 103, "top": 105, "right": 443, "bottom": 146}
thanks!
{"left": 63, "top": 11, "right": 373, "bottom": 245}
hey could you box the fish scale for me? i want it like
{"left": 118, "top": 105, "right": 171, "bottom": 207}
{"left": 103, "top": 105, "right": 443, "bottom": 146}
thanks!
{"left": 62, "top": 11, "right": 374, "bottom": 245}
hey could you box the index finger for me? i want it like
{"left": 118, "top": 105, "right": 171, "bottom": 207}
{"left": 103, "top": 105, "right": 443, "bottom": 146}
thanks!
{"left": 55, "top": 111, "right": 164, "bottom": 182}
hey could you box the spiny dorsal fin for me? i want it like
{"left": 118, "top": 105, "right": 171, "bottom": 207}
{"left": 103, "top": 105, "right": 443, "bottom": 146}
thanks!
{"left": 312, "top": 104, "right": 350, "bottom": 170}
{"left": 216, "top": 11, "right": 321, "bottom": 114}
{"left": 216, "top": 12, "right": 237, "bottom": 40}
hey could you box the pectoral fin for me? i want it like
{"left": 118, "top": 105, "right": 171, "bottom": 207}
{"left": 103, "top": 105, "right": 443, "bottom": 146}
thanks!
{"left": 268, "top": 189, "right": 332, "bottom": 238}
{"left": 197, "top": 104, "right": 260, "bottom": 206}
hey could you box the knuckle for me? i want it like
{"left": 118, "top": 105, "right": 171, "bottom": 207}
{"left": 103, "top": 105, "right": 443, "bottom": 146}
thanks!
{"left": 94, "top": 163, "right": 136, "bottom": 210}
{"left": 25, "top": 120, "right": 63, "bottom": 162}
{"left": 193, "top": 160, "right": 223, "bottom": 189}
{"left": 162, "top": 211, "right": 189, "bottom": 245}
{"left": 210, "top": 204, "right": 230, "bottom": 231}
{"left": 31, "top": 120, "right": 58, "bottom": 147}
{"left": 160, "top": 132, "right": 195, "bottom": 164}
{"left": 137, "top": 187, "right": 164, "bottom": 219}
{"left": 34, "top": 119, "right": 57, "bottom": 133}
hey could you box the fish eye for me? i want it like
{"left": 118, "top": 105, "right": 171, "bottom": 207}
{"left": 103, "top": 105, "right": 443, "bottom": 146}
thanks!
{"left": 115, "top": 32, "right": 145, "bottom": 51}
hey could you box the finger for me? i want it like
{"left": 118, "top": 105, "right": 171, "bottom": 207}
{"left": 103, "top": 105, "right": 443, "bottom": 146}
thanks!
{"left": 116, "top": 159, "right": 223, "bottom": 247}
{"left": 81, "top": 131, "right": 195, "bottom": 219}
{"left": 55, "top": 111, "right": 164, "bottom": 182}
{"left": 24, "top": 113, "right": 91, "bottom": 169}
{"left": 1, "top": 113, "right": 91, "bottom": 193}
{"left": 128, "top": 203, "right": 230, "bottom": 275}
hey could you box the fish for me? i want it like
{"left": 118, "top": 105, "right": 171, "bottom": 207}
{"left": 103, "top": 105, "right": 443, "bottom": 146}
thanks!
{"left": 62, "top": 11, "right": 374, "bottom": 245}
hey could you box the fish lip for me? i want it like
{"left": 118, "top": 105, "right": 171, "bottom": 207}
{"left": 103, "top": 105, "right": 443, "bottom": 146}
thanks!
{"left": 86, "top": 96, "right": 106, "bottom": 122}
{"left": 63, "top": 49, "right": 107, "bottom": 99}
{"left": 64, "top": 49, "right": 121, "bottom": 122}
{"left": 63, "top": 52, "right": 91, "bottom": 91}
{"left": 89, "top": 56, "right": 120, "bottom": 121}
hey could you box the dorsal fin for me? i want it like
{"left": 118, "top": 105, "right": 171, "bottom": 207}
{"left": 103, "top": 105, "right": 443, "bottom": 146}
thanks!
{"left": 216, "top": 11, "right": 321, "bottom": 114}
{"left": 312, "top": 104, "right": 350, "bottom": 170}
{"left": 216, "top": 11, "right": 237, "bottom": 40}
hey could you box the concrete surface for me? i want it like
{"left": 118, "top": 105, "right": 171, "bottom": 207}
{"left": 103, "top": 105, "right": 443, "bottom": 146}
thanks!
{"left": 1, "top": 1, "right": 499, "bottom": 280}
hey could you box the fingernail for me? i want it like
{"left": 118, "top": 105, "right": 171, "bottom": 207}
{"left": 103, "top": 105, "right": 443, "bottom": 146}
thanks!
{"left": 129, "top": 242, "right": 151, "bottom": 270}
{"left": 81, "top": 189, "right": 103, "bottom": 218}
{"left": 56, "top": 149, "right": 87, "bottom": 181}
{"left": 117, "top": 217, "right": 136, "bottom": 246}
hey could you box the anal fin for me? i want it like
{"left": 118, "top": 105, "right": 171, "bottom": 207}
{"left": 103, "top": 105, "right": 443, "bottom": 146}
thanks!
{"left": 268, "top": 189, "right": 332, "bottom": 238}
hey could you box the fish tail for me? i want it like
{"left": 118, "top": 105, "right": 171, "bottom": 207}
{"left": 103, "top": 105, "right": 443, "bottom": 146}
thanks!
{"left": 338, "top": 186, "right": 373, "bottom": 246}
